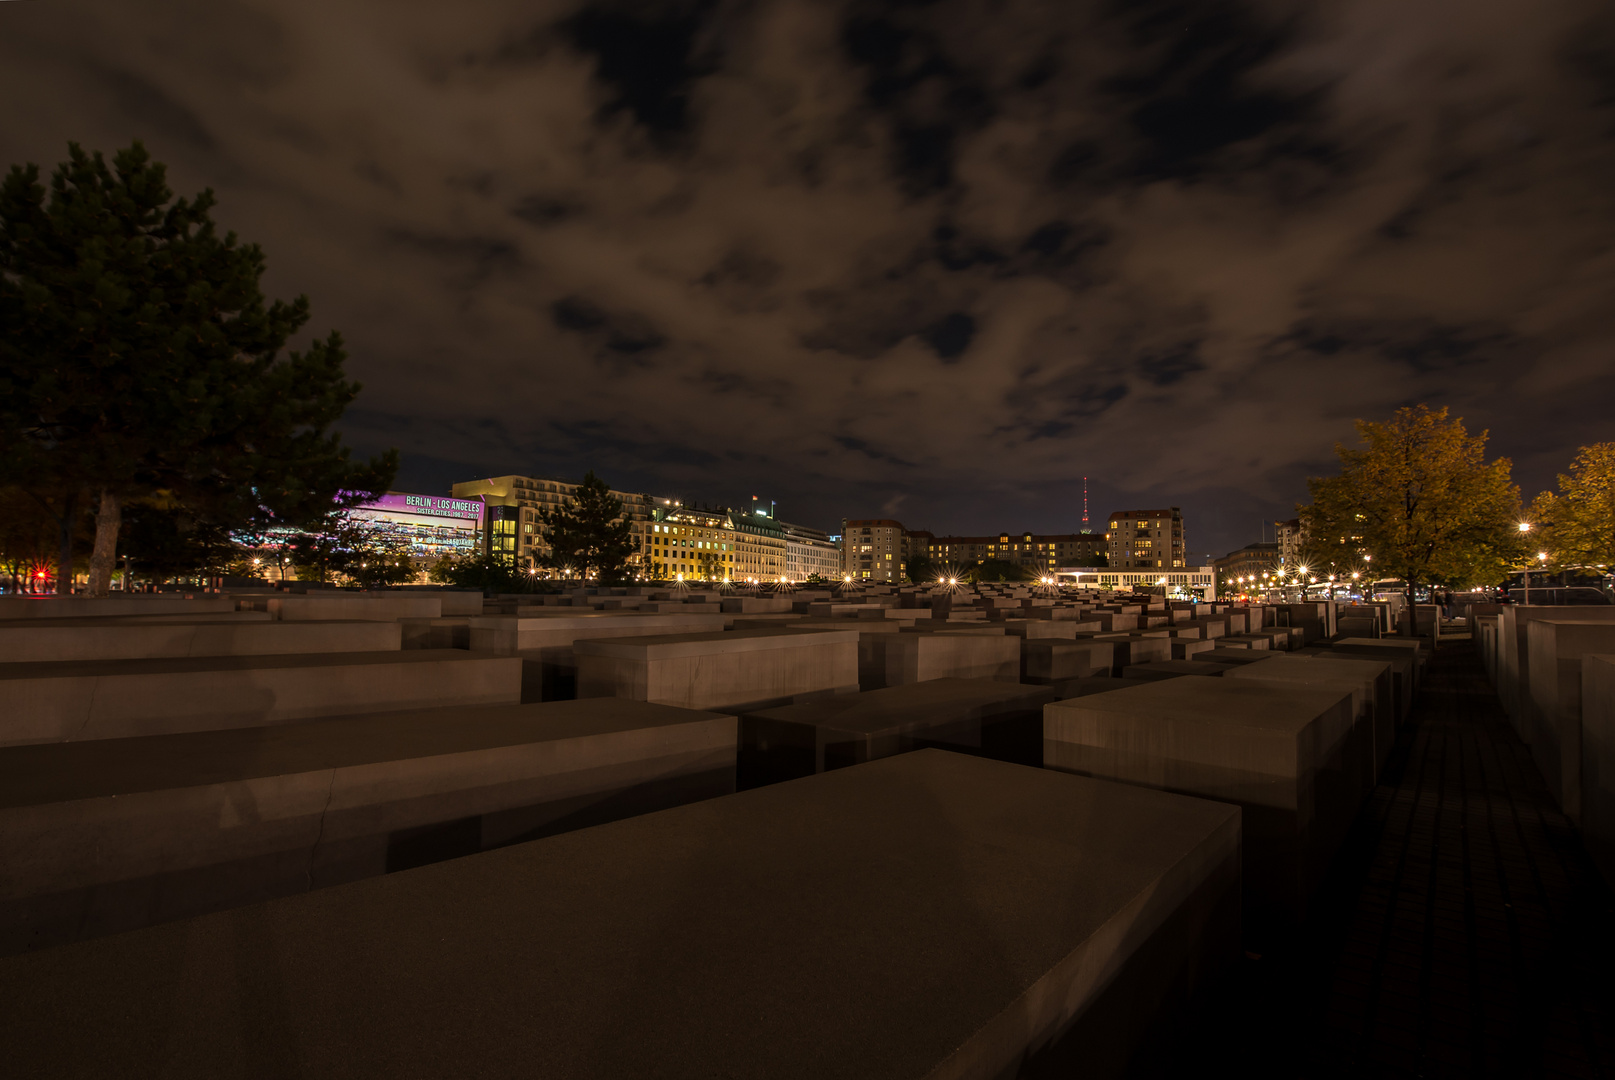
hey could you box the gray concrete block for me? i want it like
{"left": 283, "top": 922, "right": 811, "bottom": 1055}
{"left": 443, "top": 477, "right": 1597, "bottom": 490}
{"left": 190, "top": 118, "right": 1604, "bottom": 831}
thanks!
{"left": 1046, "top": 676, "right": 1360, "bottom": 930}
{"left": 1123, "top": 661, "right": 1235, "bottom": 680}
{"left": 862, "top": 630, "right": 1020, "bottom": 689}
{"left": 0, "top": 651, "right": 522, "bottom": 746}
{"left": 1196, "top": 648, "right": 1274, "bottom": 666}
{"left": 1171, "top": 639, "right": 1217, "bottom": 660}
{"left": 1224, "top": 655, "right": 1388, "bottom": 783}
{"left": 1526, "top": 622, "right": 1615, "bottom": 821}
{"left": 0, "top": 750, "right": 1241, "bottom": 1080}
{"left": 0, "top": 596, "right": 234, "bottom": 619}
{"left": 0, "top": 699, "right": 735, "bottom": 955}
{"left": 1093, "top": 636, "right": 1171, "bottom": 671}
{"left": 469, "top": 613, "right": 729, "bottom": 702}
{"left": 1583, "top": 656, "right": 1615, "bottom": 894}
{"left": 0, "top": 619, "right": 401, "bottom": 663}
{"left": 399, "top": 617, "right": 470, "bottom": 650}
{"left": 1048, "top": 676, "right": 1154, "bottom": 700}
{"left": 740, "top": 678, "right": 1057, "bottom": 783}
{"left": 576, "top": 629, "right": 859, "bottom": 713}
{"left": 266, "top": 595, "right": 443, "bottom": 621}
{"left": 1021, "top": 640, "right": 1115, "bottom": 683}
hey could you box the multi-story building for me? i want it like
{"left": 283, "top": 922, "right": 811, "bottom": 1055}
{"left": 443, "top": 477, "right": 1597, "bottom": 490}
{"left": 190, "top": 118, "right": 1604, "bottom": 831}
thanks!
{"left": 648, "top": 506, "right": 735, "bottom": 581}
{"left": 450, "top": 474, "right": 662, "bottom": 574}
{"left": 782, "top": 519, "right": 841, "bottom": 582}
{"left": 1063, "top": 566, "right": 1217, "bottom": 600}
{"left": 345, "top": 492, "right": 484, "bottom": 564}
{"left": 842, "top": 519, "right": 909, "bottom": 582}
{"left": 1105, "top": 508, "right": 1187, "bottom": 570}
{"left": 914, "top": 532, "right": 1108, "bottom": 576}
{"left": 1213, "top": 542, "right": 1280, "bottom": 597}
{"left": 728, "top": 498, "right": 787, "bottom": 582}
{"left": 1275, "top": 518, "right": 1307, "bottom": 567}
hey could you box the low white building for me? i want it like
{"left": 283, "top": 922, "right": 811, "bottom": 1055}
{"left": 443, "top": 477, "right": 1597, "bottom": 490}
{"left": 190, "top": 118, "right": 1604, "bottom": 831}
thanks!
{"left": 1056, "top": 565, "right": 1217, "bottom": 601}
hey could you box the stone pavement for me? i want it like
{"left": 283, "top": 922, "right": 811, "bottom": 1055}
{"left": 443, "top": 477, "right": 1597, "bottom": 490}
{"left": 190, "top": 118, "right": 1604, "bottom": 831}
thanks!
{"left": 1183, "top": 635, "right": 1615, "bottom": 1077}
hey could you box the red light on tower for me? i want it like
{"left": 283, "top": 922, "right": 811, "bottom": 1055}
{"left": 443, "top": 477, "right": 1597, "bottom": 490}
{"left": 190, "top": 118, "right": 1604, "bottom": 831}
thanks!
{"left": 1081, "top": 476, "right": 1089, "bottom": 530}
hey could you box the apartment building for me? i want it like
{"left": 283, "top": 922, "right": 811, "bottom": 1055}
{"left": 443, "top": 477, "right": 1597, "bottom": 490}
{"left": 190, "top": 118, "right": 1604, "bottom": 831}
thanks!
{"left": 1214, "top": 542, "right": 1280, "bottom": 597}
{"left": 782, "top": 520, "right": 842, "bottom": 581}
{"left": 842, "top": 519, "right": 908, "bottom": 582}
{"left": 1105, "top": 508, "right": 1187, "bottom": 569}
{"left": 915, "top": 531, "right": 1108, "bottom": 575}
{"left": 1275, "top": 518, "right": 1307, "bottom": 567}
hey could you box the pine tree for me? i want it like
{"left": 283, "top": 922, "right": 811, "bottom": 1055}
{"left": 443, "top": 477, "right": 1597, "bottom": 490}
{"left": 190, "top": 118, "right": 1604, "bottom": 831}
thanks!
{"left": 1300, "top": 405, "right": 1520, "bottom": 639}
{"left": 0, "top": 141, "right": 395, "bottom": 596}
{"left": 537, "top": 471, "right": 638, "bottom": 582}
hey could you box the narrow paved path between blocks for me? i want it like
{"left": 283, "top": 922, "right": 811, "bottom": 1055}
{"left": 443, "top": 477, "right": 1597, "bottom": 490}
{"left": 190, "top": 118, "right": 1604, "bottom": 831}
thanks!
{"left": 1181, "top": 635, "right": 1615, "bottom": 1079}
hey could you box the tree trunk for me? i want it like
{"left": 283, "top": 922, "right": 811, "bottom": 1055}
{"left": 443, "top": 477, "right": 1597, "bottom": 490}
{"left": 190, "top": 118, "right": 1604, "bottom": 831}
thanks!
{"left": 54, "top": 491, "right": 78, "bottom": 596}
{"left": 1404, "top": 578, "right": 1418, "bottom": 639}
{"left": 87, "top": 490, "right": 122, "bottom": 598}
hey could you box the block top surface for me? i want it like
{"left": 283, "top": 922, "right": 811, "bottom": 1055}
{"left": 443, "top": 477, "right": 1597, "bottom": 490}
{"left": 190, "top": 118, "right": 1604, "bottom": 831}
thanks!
{"left": 0, "top": 649, "right": 509, "bottom": 681}
{"left": 0, "top": 750, "right": 1238, "bottom": 1080}
{"left": 1046, "top": 675, "right": 1350, "bottom": 735}
{"left": 744, "top": 678, "right": 1056, "bottom": 733}
{"left": 573, "top": 627, "right": 858, "bottom": 658}
{"left": 0, "top": 699, "right": 732, "bottom": 809}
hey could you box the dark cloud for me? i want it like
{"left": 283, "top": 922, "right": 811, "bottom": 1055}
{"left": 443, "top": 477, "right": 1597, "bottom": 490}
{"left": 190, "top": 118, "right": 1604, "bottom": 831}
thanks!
{"left": 3, "top": 0, "right": 1613, "bottom": 555}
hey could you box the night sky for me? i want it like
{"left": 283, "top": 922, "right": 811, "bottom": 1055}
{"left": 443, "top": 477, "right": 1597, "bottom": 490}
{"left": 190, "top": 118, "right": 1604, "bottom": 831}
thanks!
{"left": 3, "top": 0, "right": 1612, "bottom": 560}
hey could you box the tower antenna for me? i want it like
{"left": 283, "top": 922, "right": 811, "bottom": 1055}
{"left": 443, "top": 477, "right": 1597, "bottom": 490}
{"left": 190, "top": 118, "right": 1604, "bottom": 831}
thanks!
{"left": 1081, "top": 477, "right": 1090, "bottom": 532}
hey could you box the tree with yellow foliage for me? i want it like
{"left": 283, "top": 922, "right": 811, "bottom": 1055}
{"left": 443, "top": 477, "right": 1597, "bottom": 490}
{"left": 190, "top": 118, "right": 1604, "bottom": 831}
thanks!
{"left": 1529, "top": 443, "right": 1615, "bottom": 574}
{"left": 1300, "top": 405, "right": 1520, "bottom": 640}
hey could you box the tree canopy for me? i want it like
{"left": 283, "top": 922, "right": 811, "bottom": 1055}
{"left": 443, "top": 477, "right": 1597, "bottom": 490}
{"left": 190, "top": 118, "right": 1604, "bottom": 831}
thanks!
{"left": 536, "top": 472, "right": 637, "bottom": 582}
{"left": 1299, "top": 404, "right": 1519, "bottom": 636}
{"left": 1530, "top": 443, "right": 1615, "bottom": 573}
{"left": 0, "top": 141, "right": 395, "bottom": 595}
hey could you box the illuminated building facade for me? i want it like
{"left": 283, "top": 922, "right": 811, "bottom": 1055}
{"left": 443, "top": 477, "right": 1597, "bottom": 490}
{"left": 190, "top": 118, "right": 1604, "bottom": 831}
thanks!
{"left": 1106, "top": 508, "right": 1187, "bottom": 569}
{"left": 648, "top": 507, "right": 734, "bottom": 580}
{"left": 842, "top": 519, "right": 909, "bottom": 582}
{"left": 450, "top": 474, "right": 660, "bottom": 573}
{"left": 915, "top": 532, "right": 1107, "bottom": 575}
{"left": 346, "top": 492, "right": 483, "bottom": 563}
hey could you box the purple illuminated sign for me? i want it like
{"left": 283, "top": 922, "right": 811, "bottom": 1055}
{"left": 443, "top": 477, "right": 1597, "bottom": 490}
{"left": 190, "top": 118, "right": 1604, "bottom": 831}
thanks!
{"left": 358, "top": 493, "right": 484, "bottom": 522}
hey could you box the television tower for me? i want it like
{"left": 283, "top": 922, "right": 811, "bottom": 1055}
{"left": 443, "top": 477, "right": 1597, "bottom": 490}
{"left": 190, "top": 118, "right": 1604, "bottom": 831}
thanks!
{"left": 1081, "top": 476, "right": 1090, "bottom": 533}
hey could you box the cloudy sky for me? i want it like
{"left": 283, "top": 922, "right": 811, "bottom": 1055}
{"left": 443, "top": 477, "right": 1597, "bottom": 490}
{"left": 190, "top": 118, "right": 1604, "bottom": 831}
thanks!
{"left": 3, "top": 0, "right": 1612, "bottom": 557}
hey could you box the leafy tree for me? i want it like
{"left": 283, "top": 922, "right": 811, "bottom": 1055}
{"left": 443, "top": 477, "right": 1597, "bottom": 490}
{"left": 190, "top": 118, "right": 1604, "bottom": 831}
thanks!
{"left": 286, "top": 512, "right": 412, "bottom": 587}
{"left": 1090, "top": 551, "right": 1109, "bottom": 568}
{"left": 0, "top": 486, "right": 62, "bottom": 593}
{"left": 0, "top": 141, "right": 395, "bottom": 596}
{"left": 429, "top": 551, "right": 531, "bottom": 593}
{"left": 119, "top": 490, "right": 251, "bottom": 583}
{"left": 1530, "top": 443, "right": 1615, "bottom": 573}
{"left": 967, "top": 558, "right": 1033, "bottom": 583}
{"left": 537, "top": 471, "right": 637, "bottom": 582}
{"left": 803, "top": 572, "right": 828, "bottom": 586}
{"left": 905, "top": 553, "right": 935, "bottom": 584}
{"left": 1299, "top": 405, "right": 1519, "bottom": 639}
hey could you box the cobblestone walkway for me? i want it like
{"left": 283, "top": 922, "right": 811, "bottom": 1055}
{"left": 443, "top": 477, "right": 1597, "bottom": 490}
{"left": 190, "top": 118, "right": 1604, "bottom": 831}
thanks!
{"left": 1190, "top": 636, "right": 1615, "bottom": 1078}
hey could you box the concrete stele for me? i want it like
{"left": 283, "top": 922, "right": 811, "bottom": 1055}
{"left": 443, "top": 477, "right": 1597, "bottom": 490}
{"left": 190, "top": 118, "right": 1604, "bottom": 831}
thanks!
{"left": 740, "top": 678, "right": 1057, "bottom": 782}
{"left": 0, "top": 619, "right": 402, "bottom": 663}
{"left": 1045, "top": 675, "right": 1360, "bottom": 930}
{"left": 575, "top": 628, "right": 858, "bottom": 713}
{"left": 0, "top": 651, "right": 522, "bottom": 746}
{"left": 0, "top": 699, "right": 736, "bottom": 955}
{"left": 1525, "top": 621, "right": 1615, "bottom": 822}
{"left": 0, "top": 750, "right": 1241, "bottom": 1079}
{"left": 1582, "top": 655, "right": 1615, "bottom": 893}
